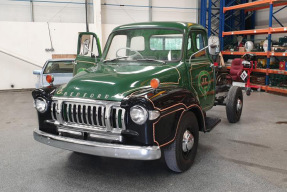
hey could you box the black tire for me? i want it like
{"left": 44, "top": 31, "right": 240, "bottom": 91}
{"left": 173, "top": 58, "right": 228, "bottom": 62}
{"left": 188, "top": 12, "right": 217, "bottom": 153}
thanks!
{"left": 163, "top": 111, "right": 199, "bottom": 173}
{"left": 226, "top": 86, "right": 243, "bottom": 123}
{"left": 246, "top": 88, "right": 251, "bottom": 96}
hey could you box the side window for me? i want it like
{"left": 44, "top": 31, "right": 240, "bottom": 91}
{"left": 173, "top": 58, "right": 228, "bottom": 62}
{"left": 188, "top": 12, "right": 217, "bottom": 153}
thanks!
{"left": 196, "top": 33, "right": 205, "bottom": 50}
{"left": 79, "top": 34, "right": 99, "bottom": 57}
{"left": 186, "top": 31, "right": 207, "bottom": 60}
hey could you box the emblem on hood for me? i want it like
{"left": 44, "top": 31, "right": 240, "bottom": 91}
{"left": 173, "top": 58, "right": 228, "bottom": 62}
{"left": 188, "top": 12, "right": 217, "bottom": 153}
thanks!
{"left": 61, "top": 92, "right": 109, "bottom": 99}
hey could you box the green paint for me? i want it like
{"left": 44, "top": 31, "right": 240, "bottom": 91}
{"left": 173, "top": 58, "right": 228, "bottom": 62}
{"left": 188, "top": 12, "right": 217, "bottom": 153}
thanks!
{"left": 56, "top": 22, "right": 215, "bottom": 111}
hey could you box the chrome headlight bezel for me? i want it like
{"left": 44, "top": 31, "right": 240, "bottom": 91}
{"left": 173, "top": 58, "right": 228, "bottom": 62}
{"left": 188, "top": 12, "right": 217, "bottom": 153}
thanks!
{"left": 34, "top": 97, "right": 48, "bottom": 113}
{"left": 130, "top": 105, "right": 148, "bottom": 125}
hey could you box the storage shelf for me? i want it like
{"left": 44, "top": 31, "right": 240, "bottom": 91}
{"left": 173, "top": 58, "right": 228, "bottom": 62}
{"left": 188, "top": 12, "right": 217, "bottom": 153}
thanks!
{"left": 221, "top": 51, "right": 287, "bottom": 57}
{"left": 222, "top": 27, "right": 287, "bottom": 36}
{"left": 226, "top": 67, "right": 287, "bottom": 75}
{"left": 223, "top": 29, "right": 269, "bottom": 36}
{"left": 250, "top": 84, "right": 287, "bottom": 94}
{"left": 223, "top": 0, "right": 287, "bottom": 13}
{"left": 270, "top": 52, "right": 287, "bottom": 57}
{"left": 221, "top": 0, "right": 287, "bottom": 95}
{"left": 267, "top": 86, "right": 287, "bottom": 94}
{"left": 221, "top": 51, "right": 268, "bottom": 56}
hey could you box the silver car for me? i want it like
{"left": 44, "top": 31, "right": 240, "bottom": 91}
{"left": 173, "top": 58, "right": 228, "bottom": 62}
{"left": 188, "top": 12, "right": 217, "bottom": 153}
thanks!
{"left": 33, "top": 59, "right": 74, "bottom": 88}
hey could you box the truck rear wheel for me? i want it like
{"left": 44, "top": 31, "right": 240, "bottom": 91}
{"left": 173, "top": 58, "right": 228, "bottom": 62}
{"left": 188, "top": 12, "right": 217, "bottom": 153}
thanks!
{"left": 163, "top": 111, "right": 199, "bottom": 172}
{"left": 226, "top": 86, "right": 243, "bottom": 123}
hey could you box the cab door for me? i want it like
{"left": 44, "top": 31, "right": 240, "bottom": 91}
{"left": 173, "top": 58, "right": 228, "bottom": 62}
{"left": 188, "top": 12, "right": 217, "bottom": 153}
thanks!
{"left": 74, "top": 32, "right": 102, "bottom": 75}
{"left": 186, "top": 30, "right": 215, "bottom": 111}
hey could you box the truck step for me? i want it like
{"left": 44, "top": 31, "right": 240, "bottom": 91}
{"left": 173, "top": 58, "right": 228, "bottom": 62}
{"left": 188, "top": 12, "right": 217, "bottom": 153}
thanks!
{"left": 205, "top": 116, "right": 221, "bottom": 132}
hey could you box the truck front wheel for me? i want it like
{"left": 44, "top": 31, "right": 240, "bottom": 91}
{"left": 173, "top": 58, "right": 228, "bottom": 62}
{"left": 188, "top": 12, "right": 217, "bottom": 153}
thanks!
{"left": 226, "top": 86, "right": 243, "bottom": 123}
{"left": 163, "top": 111, "right": 199, "bottom": 172}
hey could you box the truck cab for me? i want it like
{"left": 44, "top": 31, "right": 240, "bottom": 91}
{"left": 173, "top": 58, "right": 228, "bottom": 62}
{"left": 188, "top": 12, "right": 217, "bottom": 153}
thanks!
{"left": 32, "top": 22, "right": 243, "bottom": 172}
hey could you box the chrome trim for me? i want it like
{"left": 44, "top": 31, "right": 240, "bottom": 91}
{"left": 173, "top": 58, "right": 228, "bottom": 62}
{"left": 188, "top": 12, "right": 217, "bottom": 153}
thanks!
{"left": 115, "top": 107, "right": 119, "bottom": 129}
{"left": 49, "top": 98, "right": 126, "bottom": 141}
{"left": 51, "top": 102, "right": 56, "bottom": 120}
{"left": 105, "top": 103, "right": 113, "bottom": 131}
{"left": 130, "top": 105, "right": 148, "bottom": 125}
{"left": 58, "top": 128, "right": 82, "bottom": 136}
{"left": 90, "top": 106, "right": 95, "bottom": 126}
{"left": 95, "top": 106, "right": 99, "bottom": 126}
{"left": 85, "top": 105, "right": 89, "bottom": 125}
{"left": 56, "top": 123, "right": 121, "bottom": 134}
{"left": 55, "top": 100, "right": 63, "bottom": 123}
{"left": 89, "top": 133, "right": 122, "bottom": 142}
{"left": 34, "top": 129, "right": 161, "bottom": 160}
{"left": 101, "top": 106, "right": 105, "bottom": 126}
{"left": 52, "top": 96, "right": 116, "bottom": 105}
{"left": 71, "top": 103, "right": 75, "bottom": 122}
{"left": 80, "top": 104, "right": 84, "bottom": 124}
{"left": 121, "top": 110, "right": 126, "bottom": 130}
{"left": 35, "top": 97, "right": 48, "bottom": 113}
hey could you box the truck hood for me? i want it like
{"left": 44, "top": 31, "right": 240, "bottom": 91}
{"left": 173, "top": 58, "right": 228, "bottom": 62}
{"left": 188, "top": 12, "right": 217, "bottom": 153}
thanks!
{"left": 54, "top": 63, "right": 181, "bottom": 101}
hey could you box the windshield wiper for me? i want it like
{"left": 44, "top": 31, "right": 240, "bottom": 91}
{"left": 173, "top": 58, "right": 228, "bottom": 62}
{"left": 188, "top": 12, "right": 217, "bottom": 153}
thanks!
{"left": 103, "top": 56, "right": 128, "bottom": 63}
{"left": 136, "top": 59, "right": 166, "bottom": 64}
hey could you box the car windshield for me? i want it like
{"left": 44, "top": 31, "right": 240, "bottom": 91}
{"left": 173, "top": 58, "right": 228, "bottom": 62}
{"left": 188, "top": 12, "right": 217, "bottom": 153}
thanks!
{"left": 104, "top": 28, "right": 184, "bottom": 63}
{"left": 43, "top": 61, "right": 74, "bottom": 74}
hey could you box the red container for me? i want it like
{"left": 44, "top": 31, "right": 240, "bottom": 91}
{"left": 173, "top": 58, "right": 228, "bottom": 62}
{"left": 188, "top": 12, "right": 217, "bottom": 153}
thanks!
{"left": 279, "top": 61, "right": 285, "bottom": 70}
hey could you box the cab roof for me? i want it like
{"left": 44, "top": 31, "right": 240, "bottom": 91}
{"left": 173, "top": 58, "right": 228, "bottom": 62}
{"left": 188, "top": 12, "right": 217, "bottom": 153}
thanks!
{"left": 112, "top": 22, "right": 206, "bottom": 32}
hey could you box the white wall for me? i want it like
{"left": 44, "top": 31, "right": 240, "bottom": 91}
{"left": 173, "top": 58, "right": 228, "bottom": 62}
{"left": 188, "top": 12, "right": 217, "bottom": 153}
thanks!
{"left": 0, "top": 0, "right": 198, "bottom": 90}
{"left": 0, "top": 22, "right": 96, "bottom": 90}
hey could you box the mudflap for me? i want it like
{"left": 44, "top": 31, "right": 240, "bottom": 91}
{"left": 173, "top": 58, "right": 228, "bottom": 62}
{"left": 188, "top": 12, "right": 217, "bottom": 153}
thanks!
{"left": 205, "top": 116, "right": 221, "bottom": 132}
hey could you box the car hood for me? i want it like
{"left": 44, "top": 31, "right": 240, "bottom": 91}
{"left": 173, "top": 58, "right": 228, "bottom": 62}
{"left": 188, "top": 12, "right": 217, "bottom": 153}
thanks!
{"left": 54, "top": 63, "right": 181, "bottom": 101}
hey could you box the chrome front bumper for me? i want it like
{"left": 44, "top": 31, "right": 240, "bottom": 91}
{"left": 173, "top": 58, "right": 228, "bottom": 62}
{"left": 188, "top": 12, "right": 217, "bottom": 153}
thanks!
{"left": 33, "top": 130, "right": 161, "bottom": 160}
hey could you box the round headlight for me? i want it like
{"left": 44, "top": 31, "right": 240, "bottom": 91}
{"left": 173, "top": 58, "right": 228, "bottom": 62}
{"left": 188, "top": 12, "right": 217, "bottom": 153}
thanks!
{"left": 130, "top": 105, "right": 148, "bottom": 125}
{"left": 34, "top": 97, "right": 48, "bottom": 113}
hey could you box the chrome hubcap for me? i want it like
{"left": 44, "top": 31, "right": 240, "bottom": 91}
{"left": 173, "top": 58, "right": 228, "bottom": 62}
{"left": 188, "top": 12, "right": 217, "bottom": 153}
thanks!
{"left": 236, "top": 99, "right": 243, "bottom": 112}
{"left": 182, "top": 130, "right": 194, "bottom": 152}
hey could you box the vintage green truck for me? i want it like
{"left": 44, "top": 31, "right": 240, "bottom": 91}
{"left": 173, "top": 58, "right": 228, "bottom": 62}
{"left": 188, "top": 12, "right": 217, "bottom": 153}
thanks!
{"left": 32, "top": 22, "right": 243, "bottom": 172}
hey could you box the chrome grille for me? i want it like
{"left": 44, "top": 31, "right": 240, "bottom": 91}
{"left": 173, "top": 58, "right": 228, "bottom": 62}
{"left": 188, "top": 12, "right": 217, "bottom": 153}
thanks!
{"left": 50, "top": 98, "right": 126, "bottom": 132}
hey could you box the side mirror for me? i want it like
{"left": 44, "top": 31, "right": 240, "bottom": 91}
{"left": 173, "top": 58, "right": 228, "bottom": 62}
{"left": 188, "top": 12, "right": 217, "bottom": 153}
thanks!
{"left": 208, "top": 36, "right": 220, "bottom": 55}
{"left": 33, "top": 70, "right": 41, "bottom": 75}
{"left": 82, "top": 39, "right": 90, "bottom": 55}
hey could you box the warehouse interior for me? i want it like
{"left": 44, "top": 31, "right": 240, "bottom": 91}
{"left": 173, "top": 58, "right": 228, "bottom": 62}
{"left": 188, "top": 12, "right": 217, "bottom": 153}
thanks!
{"left": 0, "top": 0, "right": 287, "bottom": 191}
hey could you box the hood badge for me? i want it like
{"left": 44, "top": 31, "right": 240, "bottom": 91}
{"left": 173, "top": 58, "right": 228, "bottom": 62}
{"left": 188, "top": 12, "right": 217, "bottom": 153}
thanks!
{"left": 62, "top": 92, "right": 109, "bottom": 99}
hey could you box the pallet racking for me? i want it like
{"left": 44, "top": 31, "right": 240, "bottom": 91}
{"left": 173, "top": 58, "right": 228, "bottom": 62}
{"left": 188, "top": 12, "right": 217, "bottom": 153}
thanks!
{"left": 220, "top": 0, "right": 287, "bottom": 94}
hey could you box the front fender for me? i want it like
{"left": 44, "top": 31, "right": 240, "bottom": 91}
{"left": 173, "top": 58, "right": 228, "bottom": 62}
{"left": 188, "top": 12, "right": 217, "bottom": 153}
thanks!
{"left": 130, "top": 87, "right": 206, "bottom": 147}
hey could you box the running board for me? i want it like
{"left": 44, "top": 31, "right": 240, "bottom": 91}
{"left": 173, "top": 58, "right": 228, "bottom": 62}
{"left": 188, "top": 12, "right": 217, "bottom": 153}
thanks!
{"left": 205, "top": 117, "right": 221, "bottom": 132}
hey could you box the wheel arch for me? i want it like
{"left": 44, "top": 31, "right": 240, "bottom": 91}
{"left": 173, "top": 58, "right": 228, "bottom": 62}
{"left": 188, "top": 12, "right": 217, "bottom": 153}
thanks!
{"left": 188, "top": 106, "right": 206, "bottom": 132}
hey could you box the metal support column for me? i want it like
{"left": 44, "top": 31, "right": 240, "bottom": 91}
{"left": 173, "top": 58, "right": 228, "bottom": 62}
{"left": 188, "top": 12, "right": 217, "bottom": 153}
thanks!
{"left": 219, "top": 0, "right": 225, "bottom": 51}
{"left": 208, "top": 0, "right": 212, "bottom": 37}
{"left": 149, "top": 0, "right": 152, "bottom": 22}
{"left": 93, "top": 0, "right": 102, "bottom": 46}
{"left": 30, "top": 0, "right": 34, "bottom": 22}
{"left": 266, "top": 1, "right": 274, "bottom": 86}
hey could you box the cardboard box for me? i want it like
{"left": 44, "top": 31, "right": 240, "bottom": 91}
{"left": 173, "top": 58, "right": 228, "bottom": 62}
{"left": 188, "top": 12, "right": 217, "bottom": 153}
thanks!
{"left": 238, "top": 47, "right": 245, "bottom": 52}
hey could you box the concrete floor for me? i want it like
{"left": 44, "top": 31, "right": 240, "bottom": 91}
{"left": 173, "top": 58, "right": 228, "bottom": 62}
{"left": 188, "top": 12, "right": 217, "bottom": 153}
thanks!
{"left": 0, "top": 90, "right": 287, "bottom": 192}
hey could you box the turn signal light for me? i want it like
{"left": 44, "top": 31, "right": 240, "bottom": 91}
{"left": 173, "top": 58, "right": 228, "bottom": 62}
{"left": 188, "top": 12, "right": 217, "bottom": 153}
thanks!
{"left": 46, "top": 75, "right": 54, "bottom": 84}
{"left": 150, "top": 78, "right": 160, "bottom": 89}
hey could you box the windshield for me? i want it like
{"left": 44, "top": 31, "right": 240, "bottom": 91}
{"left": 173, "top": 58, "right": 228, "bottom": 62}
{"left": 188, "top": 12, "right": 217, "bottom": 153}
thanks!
{"left": 104, "top": 28, "right": 183, "bottom": 63}
{"left": 43, "top": 61, "right": 74, "bottom": 74}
